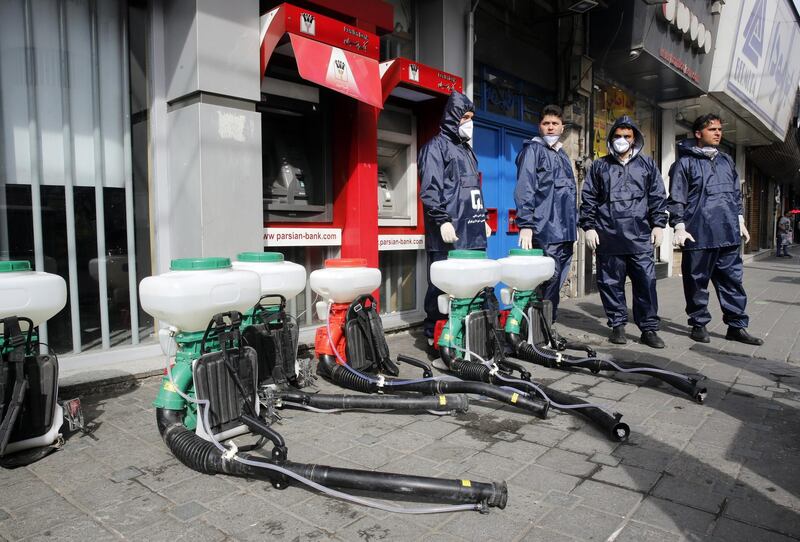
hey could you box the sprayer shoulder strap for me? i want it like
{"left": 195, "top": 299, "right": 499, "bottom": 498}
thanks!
{"left": 0, "top": 317, "right": 30, "bottom": 456}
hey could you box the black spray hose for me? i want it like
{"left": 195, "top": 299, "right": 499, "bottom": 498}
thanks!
{"left": 276, "top": 390, "right": 469, "bottom": 413}
{"left": 318, "top": 355, "right": 548, "bottom": 418}
{"left": 156, "top": 408, "right": 506, "bottom": 508}
{"left": 507, "top": 334, "right": 707, "bottom": 404}
{"left": 441, "top": 347, "right": 628, "bottom": 442}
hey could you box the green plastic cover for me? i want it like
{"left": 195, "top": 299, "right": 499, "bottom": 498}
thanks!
{"left": 170, "top": 257, "right": 231, "bottom": 271}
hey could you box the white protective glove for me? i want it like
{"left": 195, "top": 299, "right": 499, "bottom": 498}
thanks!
{"left": 518, "top": 228, "right": 533, "bottom": 250}
{"left": 485, "top": 221, "right": 492, "bottom": 238}
{"left": 440, "top": 222, "right": 459, "bottom": 244}
{"left": 584, "top": 229, "right": 599, "bottom": 251}
{"left": 738, "top": 215, "right": 750, "bottom": 243}
{"left": 672, "top": 223, "right": 696, "bottom": 247}
{"left": 651, "top": 227, "right": 664, "bottom": 248}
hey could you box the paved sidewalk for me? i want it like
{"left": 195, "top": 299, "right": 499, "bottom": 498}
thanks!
{"left": 2, "top": 255, "right": 799, "bottom": 541}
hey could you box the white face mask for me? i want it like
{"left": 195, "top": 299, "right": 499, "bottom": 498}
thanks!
{"left": 542, "top": 134, "right": 560, "bottom": 146}
{"left": 612, "top": 137, "right": 631, "bottom": 154}
{"left": 699, "top": 146, "right": 719, "bottom": 159}
{"left": 458, "top": 119, "right": 473, "bottom": 141}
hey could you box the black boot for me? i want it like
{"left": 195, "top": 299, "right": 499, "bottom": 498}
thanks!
{"left": 640, "top": 330, "right": 665, "bottom": 349}
{"left": 725, "top": 327, "right": 764, "bottom": 346}
{"left": 690, "top": 325, "right": 710, "bottom": 343}
{"left": 609, "top": 325, "right": 627, "bottom": 345}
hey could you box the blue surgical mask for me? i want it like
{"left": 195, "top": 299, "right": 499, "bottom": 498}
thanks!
{"left": 612, "top": 137, "right": 631, "bottom": 154}
{"left": 543, "top": 134, "right": 560, "bottom": 146}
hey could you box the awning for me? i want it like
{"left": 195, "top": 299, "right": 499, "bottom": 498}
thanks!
{"left": 379, "top": 58, "right": 463, "bottom": 105}
{"left": 260, "top": 3, "right": 382, "bottom": 109}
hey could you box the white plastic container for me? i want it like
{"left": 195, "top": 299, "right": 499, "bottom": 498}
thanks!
{"left": 497, "top": 249, "right": 556, "bottom": 291}
{"left": 232, "top": 252, "right": 306, "bottom": 300}
{"left": 309, "top": 258, "right": 381, "bottom": 303}
{"left": 139, "top": 257, "right": 261, "bottom": 333}
{"left": 430, "top": 250, "right": 501, "bottom": 298}
{"left": 0, "top": 261, "right": 67, "bottom": 328}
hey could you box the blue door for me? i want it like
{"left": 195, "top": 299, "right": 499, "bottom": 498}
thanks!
{"left": 474, "top": 121, "right": 535, "bottom": 261}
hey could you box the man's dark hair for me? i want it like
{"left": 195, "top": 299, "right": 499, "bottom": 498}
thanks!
{"left": 541, "top": 104, "right": 563, "bottom": 120}
{"left": 693, "top": 113, "right": 722, "bottom": 134}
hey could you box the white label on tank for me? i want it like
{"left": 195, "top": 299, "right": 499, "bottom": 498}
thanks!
{"left": 210, "top": 283, "right": 240, "bottom": 305}
{"left": 1, "top": 289, "right": 30, "bottom": 311}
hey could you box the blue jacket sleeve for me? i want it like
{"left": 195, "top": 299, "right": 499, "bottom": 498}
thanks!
{"left": 514, "top": 146, "right": 538, "bottom": 230}
{"left": 667, "top": 160, "right": 688, "bottom": 228}
{"left": 646, "top": 160, "right": 668, "bottom": 228}
{"left": 579, "top": 161, "right": 601, "bottom": 231}
{"left": 418, "top": 139, "right": 451, "bottom": 227}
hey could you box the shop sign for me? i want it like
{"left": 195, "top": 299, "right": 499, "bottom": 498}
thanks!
{"left": 725, "top": 0, "right": 800, "bottom": 138}
{"left": 264, "top": 227, "right": 342, "bottom": 247}
{"left": 379, "top": 58, "right": 463, "bottom": 100}
{"left": 378, "top": 235, "right": 425, "bottom": 251}
{"left": 659, "top": 0, "right": 713, "bottom": 53}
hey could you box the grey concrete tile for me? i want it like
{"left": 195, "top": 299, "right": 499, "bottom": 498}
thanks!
{"left": 136, "top": 458, "right": 198, "bottom": 492}
{"left": 129, "top": 518, "right": 226, "bottom": 542}
{"left": 64, "top": 477, "right": 151, "bottom": 512}
{"left": 723, "top": 493, "right": 800, "bottom": 539}
{"left": 631, "top": 496, "right": 715, "bottom": 538}
{"left": 379, "top": 428, "right": 436, "bottom": 454}
{"left": 520, "top": 526, "right": 578, "bottom": 541}
{"left": 158, "top": 472, "right": 238, "bottom": 505}
{"left": 485, "top": 438, "right": 547, "bottom": 462}
{"left": 538, "top": 504, "right": 624, "bottom": 541}
{"left": 338, "top": 515, "right": 429, "bottom": 542}
{"left": 289, "top": 494, "right": 366, "bottom": 531}
{"left": 169, "top": 500, "right": 209, "bottom": 521}
{"left": 613, "top": 442, "right": 679, "bottom": 472}
{"left": 511, "top": 464, "right": 581, "bottom": 494}
{"left": 458, "top": 450, "right": 528, "bottom": 480}
{"left": 536, "top": 448, "right": 596, "bottom": 477}
{"left": 517, "top": 424, "right": 570, "bottom": 447}
{"left": 612, "top": 520, "right": 681, "bottom": 542}
{"left": 591, "top": 464, "right": 662, "bottom": 492}
{"left": 588, "top": 452, "right": 620, "bottom": 467}
{"left": 230, "top": 518, "right": 337, "bottom": 541}
{"left": 712, "top": 517, "right": 798, "bottom": 542}
{"left": 404, "top": 419, "right": 459, "bottom": 439}
{"left": 414, "top": 441, "right": 480, "bottom": 464}
{"left": 22, "top": 517, "right": 118, "bottom": 542}
{"left": 0, "top": 496, "right": 82, "bottom": 540}
{"left": 1, "top": 477, "right": 58, "bottom": 510}
{"left": 93, "top": 492, "right": 173, "bottom": 536}
{"left": 570, "top": 479, "right": 643, "bottom": 516}
{"left": 651, "top": 474, "right": 727, "bottom": 514}
{"left": 333, "top": 444, "right": 401, "bottom": 469}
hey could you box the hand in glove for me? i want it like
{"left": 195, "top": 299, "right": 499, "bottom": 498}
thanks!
{"left": 738, "top": 215, "right": 750, "bottom": 243}
{"left": 672, "top": 223, "right": 695, "bottom": 247}
{"left": 518, "top": 228, "right": 533, "bottom": 250}
{"left": 485, "top": 221, "right": 493, "bottom": 238}
{"left": 650, "top": 227, "right": 664, "bottom": 248}
{"left": 440, "top": 222, "right": 459, "bottom": 244}
{"left": 584, "top": 229, "right": 599, "bottom": 251}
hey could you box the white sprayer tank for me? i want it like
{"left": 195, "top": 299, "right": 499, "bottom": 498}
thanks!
{"left": 498, "top": 249, "right": 556, "bottom": 291}
{"left": 430, "top": 250, "right": 501, "bottom": 298}
{"left": 309, "top": 258, "right": 381, "bottom": 303}
{"left": 0, "top": 261, "right": 67, "bottom": 328}
{"left": 232, "top": 252, "right": 306, "bottom": 299}
{"left": 139, "top": 258, "right": 261, "bottom": 333}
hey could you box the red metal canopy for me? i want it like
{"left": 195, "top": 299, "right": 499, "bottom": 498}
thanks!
{"left": 260, "top": 3, "right": 383, "bottom": 109}
{"left": 379, "top": 57, "right": 463, "bottom": 105}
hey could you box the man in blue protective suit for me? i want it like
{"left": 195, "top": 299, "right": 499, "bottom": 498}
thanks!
{"left": 667, "top": 114, "right": 763, "bottom": 345}
{"left": 580, "top": 116, "right": 667, "bottom": 348}
{"left": 418, "top": 91, "right": 492, "bottom": 344}
{"left": 514, "top": 104, "right": 577, "bottom": 331}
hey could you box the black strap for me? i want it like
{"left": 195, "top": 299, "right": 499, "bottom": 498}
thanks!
{"left": 0, "top": 317, "right": 30, "bottom": 457}
{"left": 346, "top": 296, "right": 398, "bottom": 376}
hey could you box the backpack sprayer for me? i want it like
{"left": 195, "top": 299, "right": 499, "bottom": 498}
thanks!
{"left": 0, "top": 261, "right": 83, "bottom": 467}
{"left": 498, "top": 251, "right": 707, "bottom": 404}
{"left": 431, "top": 250, "right": 630, "bottom": 442}
{"left": 312, "top": 258, "right": 548, "bottom": 420}
{"left": 140, "top": 256, "right": 504, "bottom": 513}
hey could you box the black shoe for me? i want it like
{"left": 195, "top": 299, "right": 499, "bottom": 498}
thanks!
{"left": 690, "top": 325, "right": 710, "bottom": 343}
{"left": 609, "top": 325, "right": 627, "bottom": 344}
{"left": 640, "top": 330, "right": 665, "bottom": 349}
{"left": 725, "top": 327, "right": 764, "bottom": 346}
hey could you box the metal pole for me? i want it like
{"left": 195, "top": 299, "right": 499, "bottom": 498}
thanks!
{"left": 90, "top": 0, "right": 111, "bottom": 349}
{"left": 23, "top": 0, "right": 48, "bottom": 351}
{"left": 121, "top": 4, "right": 139, "bottom": 345}
{"left": 58, "top": 0, "right": 82, "bottom": 353}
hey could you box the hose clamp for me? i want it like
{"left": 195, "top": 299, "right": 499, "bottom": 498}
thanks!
{"left": 222, "top": 441, "right": 238, "bottom": 460}
{"left": 555, "top": 352, "right": 563, "bottom": 366}
{"left": 489, "top": 364, "right": 499, "bottom": 376}
{"left": 376, "top": 375, "right": 386, "bottom": 388}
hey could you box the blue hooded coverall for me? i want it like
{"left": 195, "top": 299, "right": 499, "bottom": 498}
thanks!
{"left": 667, "top": 140, "right": 749, "bottom": 329}
{"left": 579, "top": 116, "right": 668, "bottom": 331}
{"left": 514, "top": 134, "right": 577, "bottom": 321}
{"left": 418, "top": 91, "right": 487, "bottom": 337}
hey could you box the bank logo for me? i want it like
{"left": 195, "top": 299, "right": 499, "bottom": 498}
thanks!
{"left": 301, "top": 13, "right": 316, "bottom": 36}
{"left": 409, "top": 63, "right": 419, "bottom": 82}
{"left": 741, "top": 0, "right": 765, "bottom": 65}
{"left": 470, "top": 189, "right": 483, "bottom": 210}
{"left": 334, "top": 60, "right": 347, "bottom": 81}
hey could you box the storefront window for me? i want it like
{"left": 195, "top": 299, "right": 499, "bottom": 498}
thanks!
{"left": 379, "top": 251, "right": 417, "bottom": 314}
{"left": 0, "top": 0, "right": 152, "bottom": 354}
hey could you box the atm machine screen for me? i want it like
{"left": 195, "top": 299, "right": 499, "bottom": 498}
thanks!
{"left": 260, "top": 92, "right": 332, "bottom": 222}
